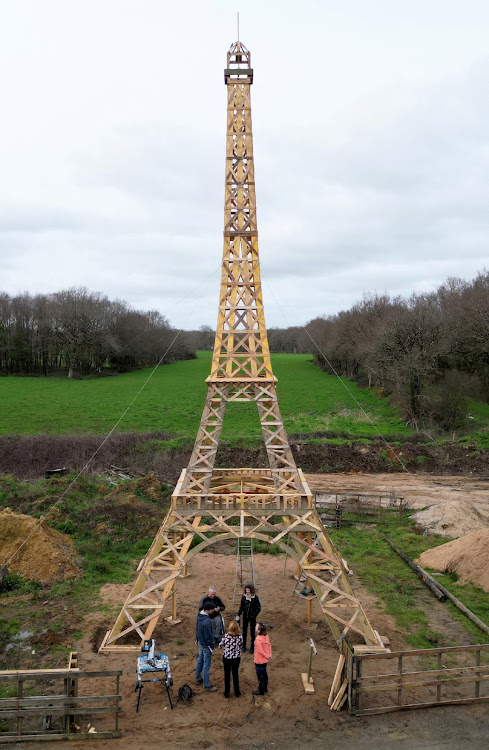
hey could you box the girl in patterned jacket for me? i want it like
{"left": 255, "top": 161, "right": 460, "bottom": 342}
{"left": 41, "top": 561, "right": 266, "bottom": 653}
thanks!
{"left": 219, "top": 620, "right": 243, "bottom": 698}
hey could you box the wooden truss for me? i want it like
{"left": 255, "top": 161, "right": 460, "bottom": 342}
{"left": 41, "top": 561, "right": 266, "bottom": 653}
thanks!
{"left": 100, "top": 41, "right": 384, "bottom": 654}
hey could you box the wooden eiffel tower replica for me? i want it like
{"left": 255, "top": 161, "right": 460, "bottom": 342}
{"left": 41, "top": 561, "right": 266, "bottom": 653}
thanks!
{"left": 100, "top": 41, "right": 383, "bottom": 654}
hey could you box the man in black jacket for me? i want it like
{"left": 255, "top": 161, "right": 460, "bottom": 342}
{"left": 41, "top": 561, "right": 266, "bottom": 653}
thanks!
{"left": 237, "top": 583, "right": 261, "bottom": 654}
{"left": 195, "top": 601, "right": 218, "bottom": 691}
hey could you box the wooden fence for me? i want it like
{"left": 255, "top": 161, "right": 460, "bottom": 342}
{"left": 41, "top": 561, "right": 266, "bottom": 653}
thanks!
{"left": 345, "top": 643, "right": 489, "bottom": 715}
{"left": 0, "top": 668, "right": 122, "bottom": 742}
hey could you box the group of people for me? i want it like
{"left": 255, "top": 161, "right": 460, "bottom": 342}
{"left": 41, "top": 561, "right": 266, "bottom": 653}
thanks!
{"left": 195, "top": 584, "right": 272, "bottom": 697}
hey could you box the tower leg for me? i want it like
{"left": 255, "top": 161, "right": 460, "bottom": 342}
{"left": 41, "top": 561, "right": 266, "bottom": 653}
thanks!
{"left": 181, "top": 384, "right": 229, "bottom": 494}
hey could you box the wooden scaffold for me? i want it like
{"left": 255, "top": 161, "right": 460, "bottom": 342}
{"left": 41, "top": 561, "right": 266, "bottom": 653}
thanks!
{"left": 100, "top": 41, "right": 385, "bottom": 668}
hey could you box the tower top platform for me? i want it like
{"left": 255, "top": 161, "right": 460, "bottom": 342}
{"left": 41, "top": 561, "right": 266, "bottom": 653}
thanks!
{"left": 225, "top": 40, "right": 253, "bottom": 83}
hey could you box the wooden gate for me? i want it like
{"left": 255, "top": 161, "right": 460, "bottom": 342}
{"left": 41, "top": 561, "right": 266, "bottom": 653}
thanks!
{"left": 346, "top": 643, "right": 489, "bottom": 715}
{"left": 0, "top": 667, "right": 122, "bottom": 742}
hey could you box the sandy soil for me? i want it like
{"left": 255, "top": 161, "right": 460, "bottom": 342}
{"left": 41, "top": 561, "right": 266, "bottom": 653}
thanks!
{"left": 0, "top": 507, "right": 80, "bottom": 583}
{"left": 33, "top": 549, "right": 489, "bottom": 750}
{"left": 306, "top": 472, "right": 489, "bottom": 510}
{"left": 417, "top": 529, "right": 489, "bottom": 591}
{"left": 308, "top": 472, "right": 489, "bottom": 538}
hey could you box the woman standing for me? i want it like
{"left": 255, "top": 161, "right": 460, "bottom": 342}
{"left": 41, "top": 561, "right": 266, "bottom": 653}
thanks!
{"left": 219, "top": 620, "right": 243, "bottom": 698}
{"left": 236, "top": 583, "right": 261, "bottom": 654}
{"left": 253, "top": 622, "right": 272, "bottom": 696}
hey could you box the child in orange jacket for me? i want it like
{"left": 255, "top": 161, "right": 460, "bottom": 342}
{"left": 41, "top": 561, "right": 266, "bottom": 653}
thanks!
{"left": 252, "top": 622, "right": 272, "bottom": 695}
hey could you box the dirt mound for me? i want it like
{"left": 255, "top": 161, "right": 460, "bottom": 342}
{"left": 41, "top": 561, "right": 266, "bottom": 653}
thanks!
{"left": 87, "top": 492, "right": 167, "bottom": 539}
{"left": 411, "top": 500, "right": 489, "bottom": 538}
{"left": 0, "top": 508, "right": 81, "bottom": 583}
{"left": 417, "top": 530, "right": 489, "bottom": 591}
{"left": 131, "top": 472, "right": 164, "bottom": 501}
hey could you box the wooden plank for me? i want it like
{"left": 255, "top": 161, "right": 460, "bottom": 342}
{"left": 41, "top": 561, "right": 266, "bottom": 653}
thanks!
{"left": 355, "top": 644, "right": 489, "bottom": 660}
{"left": 0, "top": 694, "right": 121, "bottom": 708}
{"left": 0, "top": 669, "right": 121, "bottom": 680}
{"left": 0, "top": 705, "right": 122, "bottom": 718}
{"left": 357, "top": 673, "right": 489, "bottom": 693}
{"left": 355, "top": 696, "right": 489, "bottom": 716}
{"left": 330, "top": 679, "right": 348, "bottom": 711}
{"left": 0, "top": 669, "right": 79, "bottom": 679}
{"left": 17, "top": 678, "right": 23, "bottom": 737}
{"left": 437, "top": 652, "right": 442, "bottom": 702}
{"left": 0, "top": 731, "right": 122, "bottom": 743}
{"left": 475, "top": 649, "right": 481, "bottom": 699}
{"left": 97, "top": 644, "right": 141, "bottom": 654}
{"left": 353, "top": 645, "right": 388, "bottom": 653}
{"left": 301, "top": 673, "right": 315, "bottom": 693}
{"left": 328, "top": 655, "right": 345, "bottom": 706}
{"left": 397, "top": 654, "right": 403, "bottom": 707}
{"left": 358, "top": 664, "right": 489, "bottom": 682}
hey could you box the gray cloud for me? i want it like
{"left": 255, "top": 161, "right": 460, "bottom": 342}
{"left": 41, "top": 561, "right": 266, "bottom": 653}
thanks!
{"left": 1, "top": 2, "right": 489, "bottom": 329}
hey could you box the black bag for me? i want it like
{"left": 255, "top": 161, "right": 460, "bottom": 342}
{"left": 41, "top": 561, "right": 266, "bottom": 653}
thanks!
{"left": 177, "top": 683, "right": 194, "bottom": 705}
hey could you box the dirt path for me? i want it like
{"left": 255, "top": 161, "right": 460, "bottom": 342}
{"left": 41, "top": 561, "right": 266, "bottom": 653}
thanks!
{"left": 36, "top": 550, "right": 489, "bottom": 750}
{"left": 306, "top": 472, "right": 489, "bottom": 509}
{"left": 307, "top": 472, "right": 489, "bottom": 538}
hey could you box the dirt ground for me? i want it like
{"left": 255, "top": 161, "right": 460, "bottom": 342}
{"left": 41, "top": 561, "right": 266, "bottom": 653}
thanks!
{"left": 4, "top": 472, "right": 489, "bottom": 749}
{"left": 308, "top": 472, "right": 489, "bottom": 538}
{"left": 306, "top": 472, "right": 489, "bottom": 510}
{"left": 26, "top": 547, "right": 489, "bottom": 750}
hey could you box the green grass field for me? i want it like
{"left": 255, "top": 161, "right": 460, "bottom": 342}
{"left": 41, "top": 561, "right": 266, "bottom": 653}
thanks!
{"left": 0, "top": 351, "right": 412, "bottom": 439}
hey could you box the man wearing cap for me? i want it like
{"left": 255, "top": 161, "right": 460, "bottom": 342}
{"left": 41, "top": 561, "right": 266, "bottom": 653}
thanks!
{"left": 197, "top": 585, "right": 226, "bottom": 643}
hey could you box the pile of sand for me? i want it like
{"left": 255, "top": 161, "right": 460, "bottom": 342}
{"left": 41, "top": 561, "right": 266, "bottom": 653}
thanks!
{"left": 0, "top": 508, "right": 81, "bottom": 584}
{"left": 416, "top": 529, "right": 489, "bottom": 592}
{"left": 410, "top": 499, "right": 489, "bottom": 539}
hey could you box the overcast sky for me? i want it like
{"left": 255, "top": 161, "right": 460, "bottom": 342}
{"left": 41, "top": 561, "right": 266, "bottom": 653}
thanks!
{"left": 1, "top": 0, "right": 489, "bottom": 330}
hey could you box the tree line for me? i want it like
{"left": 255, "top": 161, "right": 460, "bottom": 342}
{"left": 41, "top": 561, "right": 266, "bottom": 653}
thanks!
{"left": 0, "top": 288, "right": 195, "bottom": 377}
{"left": 3, "top": 271, "right": 488, "bottom": 433}
{"left": 210, "top": 270, "right": 487, "bottom": 432}
{"left": 305, "top": 271, "right": 489, "bottom": 430}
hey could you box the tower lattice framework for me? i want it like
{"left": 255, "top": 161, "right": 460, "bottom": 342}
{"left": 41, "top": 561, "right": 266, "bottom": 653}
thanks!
{"left": 100, "top": 41, "right": 383, "bottom": 654}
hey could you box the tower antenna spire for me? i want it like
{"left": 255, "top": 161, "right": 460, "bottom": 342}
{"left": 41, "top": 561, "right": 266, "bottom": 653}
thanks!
{"left": 237, "top": 11, "right": 240, "bottom": 42}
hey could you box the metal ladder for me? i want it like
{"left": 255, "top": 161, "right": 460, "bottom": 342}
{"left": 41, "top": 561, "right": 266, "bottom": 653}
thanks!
{"left": 233, "top": 539, "right": 254, "bottom": 603}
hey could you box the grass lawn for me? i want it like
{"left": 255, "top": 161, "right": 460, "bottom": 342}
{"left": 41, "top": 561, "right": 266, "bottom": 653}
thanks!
{"left": 460, "top": 400, "right": 489, "bottom": 449}
{"left": 0, "top": 351, "right": 412, "bottom": 439}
